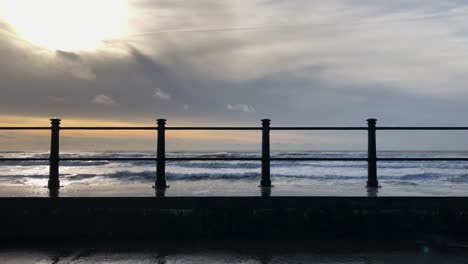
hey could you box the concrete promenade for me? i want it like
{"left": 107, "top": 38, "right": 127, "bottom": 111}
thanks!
{"left": 1, "top": 196, "right": 468, "bottom": 240}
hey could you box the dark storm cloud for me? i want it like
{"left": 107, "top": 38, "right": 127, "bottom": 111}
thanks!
{"left": 0, "top": 20, "right": 14, "bottom": 34}
{"left": 56, "top": 50, "right": 81, "bottom": 62}
{"left": 129, "top": 46, "right": 173, "bottom": 98}
{"left": 1, "top": 0, "right": 468, "bottom": 149}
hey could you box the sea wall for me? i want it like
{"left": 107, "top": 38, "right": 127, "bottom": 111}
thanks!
{"left": 1, "top": 197, "right": 468, "bottom": 240}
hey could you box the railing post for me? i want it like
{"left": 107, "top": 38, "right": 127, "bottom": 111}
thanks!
{"left": 48, "top": 118, "right": 61, "bottom": 189}
{"left": 155, "top": 118, "right": 167, "bottom": 188}
{"left": 260, "top": 119, "right": 272, "bottom": 187}
{"left": 367, "top": 118, "right": 378, "bottom": 188}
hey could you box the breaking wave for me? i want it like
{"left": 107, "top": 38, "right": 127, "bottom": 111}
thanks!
{"left": 2, "top": 151, "right": 468, "bottom": 186}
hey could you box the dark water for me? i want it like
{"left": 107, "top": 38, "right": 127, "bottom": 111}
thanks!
{"left": 1, "top": 240, "right": 468, "bottom": 264}
{"left": 4, "top": 151, "right": 468, "bottom": 188}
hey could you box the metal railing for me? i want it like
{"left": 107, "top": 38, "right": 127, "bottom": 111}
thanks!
{"left": 2, "top": 118, "right": 468, "bottom": 190}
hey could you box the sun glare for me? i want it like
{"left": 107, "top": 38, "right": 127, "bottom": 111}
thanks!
{"left": 0, "top": 0, "right": 129, "bottom": 51}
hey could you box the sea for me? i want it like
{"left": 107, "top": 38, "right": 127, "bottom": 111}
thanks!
{"left": 1, "top": 151, "right": 468, "bottom": 196}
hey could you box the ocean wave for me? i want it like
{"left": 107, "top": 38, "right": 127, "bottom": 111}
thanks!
{"left": 1, "top": 170, "right": 468, "bottom": 185}
{"left": 167, "top": 162, "right": 260, "bottom": 169}
{"left": 0, "top": 161, "right": 110, "bottom": 167}
{"left": 3, "top": 159, "right": 468, "bottom": 172}
{"left": 67, "top": 171, "right": 468, "bottom": 183}
{"left": 0, "top": 171, "right": 362, "bottom": 182}
{"left": 60, "top": 161, "right": 110, "bottom": 166}
{"left": 4, "top": 156, "right": 468, "bottom": 171}
{"left": 3, "top": 151, "right": 468, "bottom": 186}
{"left": 399, "top": 173, "right": 449, "bottom": 181}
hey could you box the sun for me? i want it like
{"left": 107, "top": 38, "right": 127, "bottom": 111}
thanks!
{"left": 0, "top": 0, "right": 129, "bottom": 51}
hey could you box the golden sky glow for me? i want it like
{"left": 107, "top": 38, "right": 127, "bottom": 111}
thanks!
{"left": 0, "top": 115, "right": 365, "bottom": 151}
{"left": 0, "top": 115, "right": 264, "bottom": 151}
{"left": 0, "top": 0, "right": 129, "bottom": 51}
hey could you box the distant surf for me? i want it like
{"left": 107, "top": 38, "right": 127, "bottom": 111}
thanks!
{"left": 1, "top": 151, "right": 468, "bottom": 187}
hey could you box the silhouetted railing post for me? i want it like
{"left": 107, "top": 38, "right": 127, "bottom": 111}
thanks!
{"left": 48, "top": 118, "right": 61, "bottom": 189}
{"left": 367, "top": 118, "right": 378, "bottom": 188}
{"left": 260, "top": 119, "right": 272, "bottom": 187}
{"left": 155, "top": 119, "right": 167, "bottom": 188}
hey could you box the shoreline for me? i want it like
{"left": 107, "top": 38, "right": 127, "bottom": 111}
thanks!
{"left": 0, "top": 179, "right": 467, "bottom": 197}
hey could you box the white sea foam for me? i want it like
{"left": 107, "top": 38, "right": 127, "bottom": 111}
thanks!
{"left": 1, "top": 151, "right": 468, "bottom": 187}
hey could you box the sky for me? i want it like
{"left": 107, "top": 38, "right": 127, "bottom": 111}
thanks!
{"left": 1, "top": 0, "right": 468, "bottom": 151}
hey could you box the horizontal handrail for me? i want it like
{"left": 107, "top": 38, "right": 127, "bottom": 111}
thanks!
{"left": 60, "top": 158, "right": 259, "bottom": 161}
{"left": 271, "top": 127, "right": 367, "bottom": 130}
{"left": 61, "top": 127, "right": 156, "bottom": 130}
{"left": 378, "top": 158, "right": 468, "bottom": 161}
{"left": 0, "top": 158, "right": 50, "bottom": 161}
{"left": 167, "top": 157, "right": 261, "bottom": 161}
{"left": 3, "top": 126, "right": 468, "bottom": 130}
{"left": 0, "top": 127, "right": 50, "bottom": 130}
{"left": 60, "top": 158, "right": 157, "bottom": 161}
{"left": 377, "top": 127, "right": 468, "bottom": 130}
{"left": 167, "top": 127, "right": 261, "bottom": 130}
{"left": 4, "top": 157, "right": 468, "bottom": 162}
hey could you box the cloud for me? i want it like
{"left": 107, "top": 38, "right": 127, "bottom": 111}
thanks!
{"left": 47, "top": 96, "right": 65, "bottom": 103}
{"left": 92, "top": 94, "right": 116, "bottom": 105}
{"left": 226, "top": 104, "right": 256, "bottom": 113}
{"left": 183, "top": 104, "right": 189, "bottom": 110}
{"left": 154, "top": 88, "right": 171, "bottom": 100}
{"left": 55, "top": 50, "right": 96, "bottom": 81}
{"left": 69, "top": 65, "right": 96, "bottom": 81}
{"left": 130, "top": 46, "right": 173, "bottom": 92}
{"left": 56, "top": 50, "right": 81, "bottom": 62}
